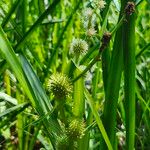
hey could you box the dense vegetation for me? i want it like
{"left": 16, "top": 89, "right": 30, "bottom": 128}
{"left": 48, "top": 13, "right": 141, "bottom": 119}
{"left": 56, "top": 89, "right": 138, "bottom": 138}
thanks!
{"left": 0, "top": 0, "right": 150, "bottom": 149}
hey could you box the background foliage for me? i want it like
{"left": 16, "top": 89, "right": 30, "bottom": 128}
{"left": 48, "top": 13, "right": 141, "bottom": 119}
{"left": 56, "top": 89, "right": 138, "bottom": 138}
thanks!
{"left": 0, "top": 0, "right": 150, "bottom": 149}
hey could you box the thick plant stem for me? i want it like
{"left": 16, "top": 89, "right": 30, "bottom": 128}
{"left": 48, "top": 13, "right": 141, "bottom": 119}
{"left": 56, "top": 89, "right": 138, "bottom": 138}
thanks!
{"left": 123, "top": 2, "right": 136, "bottom": 150}
{"left": 102, "top": 7, "right": 124, "bottom": 149}
{"left": 102, "top": 28, "right": 123, "bottom": 149}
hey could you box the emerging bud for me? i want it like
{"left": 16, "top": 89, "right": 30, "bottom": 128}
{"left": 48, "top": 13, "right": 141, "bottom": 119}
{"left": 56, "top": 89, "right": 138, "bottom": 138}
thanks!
{"left": 47, "top": 73, "right": 73, "bottom": 99}
{"left": 70, "top": 38, "right": 88, "bottom": 55}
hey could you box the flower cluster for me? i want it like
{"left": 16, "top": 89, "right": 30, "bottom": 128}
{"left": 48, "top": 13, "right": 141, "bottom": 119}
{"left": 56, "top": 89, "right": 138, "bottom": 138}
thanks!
{"left": 56, "top": 119, "right": 86, "bottom": 149}
{"left": 81, "top": 0, "right": 106, "bottom": 37}
{"left": 82, "top": 7, "right": 96, "bottom": 37}
{"left": 66, "top": 119, "right": 85, "bottom": 140}
{"left": 47, "top": 73, "right": 73, "bottom": 100}
{"left": 70, "top": 38, "right": 88, "bottom": 55}
{"left": 92, "top": 0, "right": 106, "bottom": 10}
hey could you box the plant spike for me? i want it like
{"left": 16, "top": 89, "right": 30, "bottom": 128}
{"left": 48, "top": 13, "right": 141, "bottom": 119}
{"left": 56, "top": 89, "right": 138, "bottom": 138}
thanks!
{"left": 123, "top": 1, "right": 136, "bottom": 150}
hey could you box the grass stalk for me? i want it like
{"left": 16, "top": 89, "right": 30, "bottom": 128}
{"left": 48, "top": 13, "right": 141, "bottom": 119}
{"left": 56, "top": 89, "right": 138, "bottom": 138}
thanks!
{"left": 101, "top": 0, "right": 111, "bottom": 93}
{"left": 136, "top": 42, "right": 150, "bottom": 58}
{"left": 15, "top": 0, "right": 60, "bottom": 51}
{"left": 73, "top": 68, "right": 85, "bottom": 118}
{"left": 102, "top": 5, "right": 124, "bottom": 149}
{"left": 122, "top": 1, "right": 136, "bottom": 149}
{"left": 16, "top": 89, "right": 24, "bottom": 150}
{"left": 2, "top": 0, "right": 22, "bottom": 28}
{"left": 85, "top": 89, "right": 113, "bottom": 150}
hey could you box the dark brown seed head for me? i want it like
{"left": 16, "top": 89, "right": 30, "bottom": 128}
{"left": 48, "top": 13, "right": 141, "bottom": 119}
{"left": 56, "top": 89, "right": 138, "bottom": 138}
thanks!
{"left": 125, "top": 2, "right": 135, "bottom": 16}
{"left": 101, "top": 32, "right": 112, "bottom": 44}
{"left": 100, "top": 32, "right": 112, "bottom": 52}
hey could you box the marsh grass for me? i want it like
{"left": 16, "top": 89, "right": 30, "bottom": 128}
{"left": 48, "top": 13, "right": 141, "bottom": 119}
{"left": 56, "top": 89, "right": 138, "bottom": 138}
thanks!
{"left": 0, "top": 0, "right": 150, "bottom": 149}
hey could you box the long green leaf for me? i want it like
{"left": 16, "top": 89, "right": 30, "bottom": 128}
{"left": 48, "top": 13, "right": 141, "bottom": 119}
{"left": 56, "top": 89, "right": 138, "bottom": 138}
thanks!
{"left": 0, "top": 102, "right": 29, "bottom": 118}
{"left": 102, "top": 13, "right": 124, "bottom": 149}
{"left": 84, "top": 89, "right": 113, "bottom": 150}
{"left": 0, "top": 26, "right": 61, "bottom": 148}
{"left": 0, "top": 92, "right": 17, "bottom": 105}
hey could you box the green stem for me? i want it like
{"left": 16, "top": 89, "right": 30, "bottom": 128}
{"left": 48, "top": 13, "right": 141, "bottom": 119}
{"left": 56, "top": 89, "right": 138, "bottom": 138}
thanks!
{"left": 123, "top": 2, "right": 136, "bottom": 149}
{"left": 101, "top": 0, "right": 112, "bottom": 93}
{"left": 102, "top": 13, "right": 124, "bottom": 150}
{"left": 73, "top": 69, "right": 85, "bottom": 118}
{"left": 111, "top": 15, "right": 125, "bottom": 35}
{"left": 72, "top": 55, "right": 100, "bottom": 83}
{"left": 136, "top": 42, "right": 150, "bottom": 58}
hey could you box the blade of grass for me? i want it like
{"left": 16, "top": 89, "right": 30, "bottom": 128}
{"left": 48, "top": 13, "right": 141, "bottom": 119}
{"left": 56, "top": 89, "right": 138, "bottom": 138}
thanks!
{"left": 0, "top": 102, "right": 29, "bottom": 118}
{"left": 136, "top": 42, "right": 150, "bottom": 58}
{"left": 84, "top": 88, "right": 113, "bottom": 150}
{"left": 15, "top": 0, "right": 60, "bottom": 51}
{"left": 0, "top": 103, "right": 30, "bottom": 129}
{"left": 102, "top": 18, "right": 124, "bottom": 149}
{"left": 0, "top": 92, "right": 17, "bottom": 105}
{"left": 1, "top": 0, "right": 23, "bottom": 28}
{"left": 81, "top": 61, "right": 101, "bottom": 150}
{"left": 16, "top": 89, "right": 24, "bottom": 150}
{"left": 19, "top": 55, "right": 52, "bottom": 112}
{"left": 0, "top": 26, "right": 62, "bottom": 148}
{"left": 0, "top": 26, "right": 34, "bottom": 103}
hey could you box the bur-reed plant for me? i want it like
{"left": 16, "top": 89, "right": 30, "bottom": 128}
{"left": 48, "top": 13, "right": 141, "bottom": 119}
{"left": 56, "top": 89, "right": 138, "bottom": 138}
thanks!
{"left": 0, "top": 0, "right": 150, "bottom": 149}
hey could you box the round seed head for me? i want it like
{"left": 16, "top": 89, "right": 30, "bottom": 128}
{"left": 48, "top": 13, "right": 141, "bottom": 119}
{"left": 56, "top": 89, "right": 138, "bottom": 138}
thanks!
{"left": 125, "top": 2, "right": 135, "bottom": 15}
{"left": 66, "top": 119, "right": 85, "bottom": 140}
{"left": 83, "top": 7, "right": 93, "bottom": 20}
{"left": 70, "top": 38, "right": 88, "bottom": 55}
{"left": 47, "top": 73, "right": 73, "bottom": 99}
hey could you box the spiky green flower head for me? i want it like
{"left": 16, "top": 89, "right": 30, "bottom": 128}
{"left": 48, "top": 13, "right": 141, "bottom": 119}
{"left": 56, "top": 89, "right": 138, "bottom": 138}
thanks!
{"left": 56, "top": 135, "right": 69, "bottom": 150}
{"left": 70, "top": 38, "right": 88, "bottom": 56}
{"left": 47, "top": 73, "right": 73, "bottom": 100}
{"left": 66, "top": 119, "right": 85, "bottom": 140}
